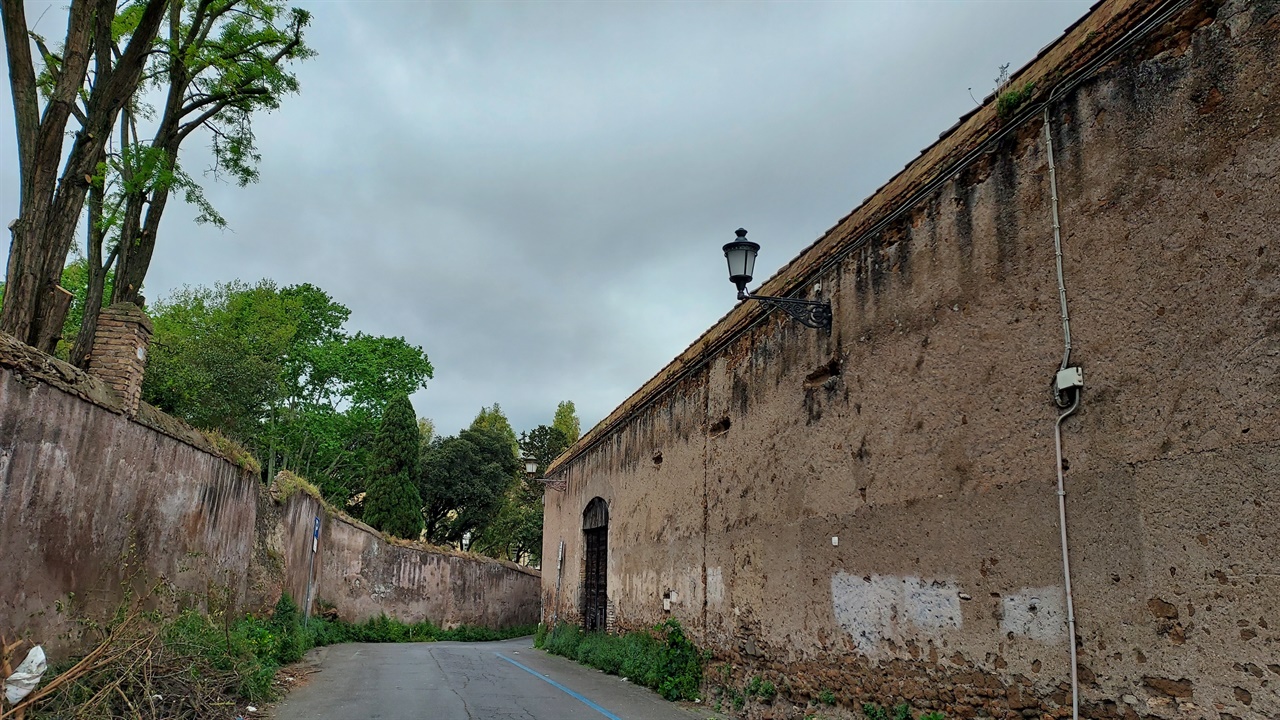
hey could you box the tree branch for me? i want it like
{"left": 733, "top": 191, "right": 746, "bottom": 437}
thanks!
{"left": 1, "top": 0, "right": 40, "bottom": 199}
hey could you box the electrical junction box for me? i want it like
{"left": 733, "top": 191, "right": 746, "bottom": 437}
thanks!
{"left": 1056, "top": 366, "right": 1084, "bottom": 392}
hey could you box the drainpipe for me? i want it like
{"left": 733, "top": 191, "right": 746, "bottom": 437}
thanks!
{"left": 1043, "top": 106, "right": 1083, "bottom": 720}
{"left": 553, "top": 539, "right": 565, "bottom": 625}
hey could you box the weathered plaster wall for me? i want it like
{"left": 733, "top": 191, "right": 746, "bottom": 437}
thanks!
{"left": 0, "top": 339, "right": 258, "bottom": 656}
{"left": 0, "top": 335, "right": 539, "bottom": 657}
{"left": 543, "top": 2, "right": 1279, "bottom": 718}
{"left": 265, "top": 492, "right": 541, "bottom": 630}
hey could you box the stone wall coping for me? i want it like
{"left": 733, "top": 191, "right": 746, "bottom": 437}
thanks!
{"left": 0, "top": 331, "right": 245, "bottom": 473}
{"left": 547, "top": 0, "right": 1177, "bottom": 477}
{"left": 326, "top": 509, "right": 543, "bottom": 579}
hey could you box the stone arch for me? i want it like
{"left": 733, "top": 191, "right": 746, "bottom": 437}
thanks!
{"left": 582, "top": 497, "right": 609, "bottom": 631}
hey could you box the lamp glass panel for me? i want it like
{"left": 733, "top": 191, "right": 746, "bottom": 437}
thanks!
{"left": 525, "top": 460, "right": 539, "bottom": 475}
{"left": 724, "top": 243, "right": 757, "bottom": 281}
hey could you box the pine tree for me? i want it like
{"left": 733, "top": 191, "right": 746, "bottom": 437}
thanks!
{"left": 364, "top": 393, "right": 424, "bottom": 539}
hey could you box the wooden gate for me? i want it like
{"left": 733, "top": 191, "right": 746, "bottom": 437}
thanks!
{"left": 582, "top": 497, "right": 609, "bottom": 631}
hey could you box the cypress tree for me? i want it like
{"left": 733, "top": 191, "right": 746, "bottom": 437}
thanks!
{"left": 363, "top": 393, "right": 424, "bottom": 539}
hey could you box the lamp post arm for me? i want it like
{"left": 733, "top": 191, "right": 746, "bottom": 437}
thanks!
{"left": 739, "top": 291, "right": 832, "bottom": 330}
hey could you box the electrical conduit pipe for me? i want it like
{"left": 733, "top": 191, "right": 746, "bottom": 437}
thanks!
{"left": 1043, "top": 106, "right": 1081, "bottom": 720}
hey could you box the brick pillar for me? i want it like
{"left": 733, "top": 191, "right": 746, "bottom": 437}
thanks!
{"left": 88, "top": 302, "right": 154, "bottom": 416}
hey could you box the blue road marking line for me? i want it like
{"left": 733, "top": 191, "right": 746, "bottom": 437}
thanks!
{"left": 495, "top": 653, "right": 623, "bottom": 720}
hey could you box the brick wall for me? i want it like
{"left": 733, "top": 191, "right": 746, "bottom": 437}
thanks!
{"left": 87, "top": 302, "right": 153, "bottom": 416}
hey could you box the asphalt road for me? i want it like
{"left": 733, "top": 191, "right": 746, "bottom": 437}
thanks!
{"left": 270, "top": 637, "right": 715, "bottom": 720}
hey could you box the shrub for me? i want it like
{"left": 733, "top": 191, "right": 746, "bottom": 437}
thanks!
{"left": 21, "top": 592, "right": 533, "bottom": 717}
{"left": 541, "top": 619, "right": 706, "bottom": 702}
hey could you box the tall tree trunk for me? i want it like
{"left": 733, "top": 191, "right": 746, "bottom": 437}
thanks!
{"left": 33, "top": 0, "right": 167, "bottom": 331}
{"left": 114, "top": 168, "right": 174, "bottom": 305}
{"left": 0, "top": 0, "right": 101, "bottom": 343}
{"left": 69, "top": 158, "right": 118, "bottom": 368}
{"left": 1, "top": 0, "right": 167, "bottom": 346}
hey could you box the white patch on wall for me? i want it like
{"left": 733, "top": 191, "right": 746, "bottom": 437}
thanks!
{"left": 707, "top": 567, "right": 724, "bottom": 605}
{"left": 903, "top": 577, "right": 962, "bottom": 629}
{"left": 831, "top": 573, "right": 963, "bottom": 654}
{"left": 1000, "top": 588, "right": 1065, "bottom": 642}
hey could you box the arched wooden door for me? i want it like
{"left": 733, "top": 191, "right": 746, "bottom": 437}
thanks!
{"left": 582, "top": 497, "right": 609, "bottom": 631}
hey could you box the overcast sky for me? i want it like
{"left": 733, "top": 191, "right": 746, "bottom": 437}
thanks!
{"left": 1, "top": 0, "right": 1092, "bottom": 438}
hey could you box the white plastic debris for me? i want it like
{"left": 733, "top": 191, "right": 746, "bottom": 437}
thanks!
{"left": 4, "top": 645, "right": 47, "bottom": 705}
{"left": 247, "top": 706, "right": 258, "bottom": 713}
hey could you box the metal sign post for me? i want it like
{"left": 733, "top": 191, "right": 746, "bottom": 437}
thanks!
{"left": 304, "top": 516, "right": 320, "bottom": 624}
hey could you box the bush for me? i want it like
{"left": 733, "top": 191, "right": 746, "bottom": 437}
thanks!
{"left": 541, "top": 619, "right": 706, "bottom": 702}
{"left": 21, "top": 592, "right": 533, "bottom": 718}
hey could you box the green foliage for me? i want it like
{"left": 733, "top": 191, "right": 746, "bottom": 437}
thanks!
{"left": 521, "top": 424, "right": 571, "bottom": 475}
{"left": 471, "top": 403, "right": 519, "bottom": 460}
{"left": 534, "top": 622, "right": 549, "bottom": 648}
{"left": 863, "top": 703, "right": 889, "bottom": 720}
{"left": 144, "top": 280, "right": 303, "bottom": 438}
{"left": 541, "top": 619, "right": 707, "bottom": 702}
{"left": 55, "top": 256, "right": 116, "bottom": 359}
{"left": 0, "top": 258, "right": 116, "bottom": 361}
{"left": 144, "top": 594, "right": 535, "bottom": 706}
{"left": 747, "top": 675, "right": 777, "bottom": 702}
{"left": 272, "top": 469, "right": 322, "bottom": 501}
{"left": 206, "top": 429, "right": 263, "bottom": 475}
{"left": 418, "top": 417, "right": 435, "bottom": 445}
{"left": 271, "top": 592, "right": 306, "bottom": 664}
{"left": 469, "top": 423, "right": 569, "bottom": 565}
{"left": 919, "top": 713, "right": 946, "bottom": 720}
{"left": 553, "top": 400, "right": 581, "bottom": 443}
{"left": 419, "top": 426, "right": 519, "bottom": 546}
{"left": 141, "top": 279, "right": 432, "bottom": 504}
{"left": 893, "top": 703, "right": 913, "bottom": 720}
{"left": 996, "top": 81, "right": 1035, "bottom": 119}
{"left": 819, "top": 688, "right": 837, "bottom": 705}
{"left": 363, "top": 394, "right": 424, "bottom": 539}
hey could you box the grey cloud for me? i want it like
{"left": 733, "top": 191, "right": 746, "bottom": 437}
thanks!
{"left": 2, "top": 0, "right": 1092, "bottom": 436}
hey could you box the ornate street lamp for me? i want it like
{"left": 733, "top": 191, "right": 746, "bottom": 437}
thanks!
{"left": 723, "top": 228, "right": 831, "bottom": 330}
{"left": 526, "top": 454, "right": 567, "bottom": 492}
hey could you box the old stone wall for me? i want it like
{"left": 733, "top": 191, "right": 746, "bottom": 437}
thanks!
{"left": 0, "top": 335, "right": 258, "bottom": 656}
{"left": 0, "top": 334, "right": 539, "bottom": 658}
{"left": 542, "top": 2, "right": 1279, "bottom": 719}
{"left": 262, "top": 491, "right": 541, "bottom": 630}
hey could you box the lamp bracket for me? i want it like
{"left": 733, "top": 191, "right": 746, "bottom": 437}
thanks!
{"left": 741, "top": 291, "right": 832, "bottom": 330}
{"left": 540, "top": 477, "right": 568, "bottom": 492}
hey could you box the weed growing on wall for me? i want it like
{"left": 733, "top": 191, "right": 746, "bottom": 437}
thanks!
{"left": 860, "top": 702, "right": 947, "bottom": 720}
{"left": 203, "top": 429, "right": 263, "bottom": 475}
{"left": 996, "top": 81, "right": 1036, "bottom": 119}
{"left": 535, "top": 619, "right": 708, "bottom": 701}
{"left": 746, "top": 675, "right": 777, "bottom": 702}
